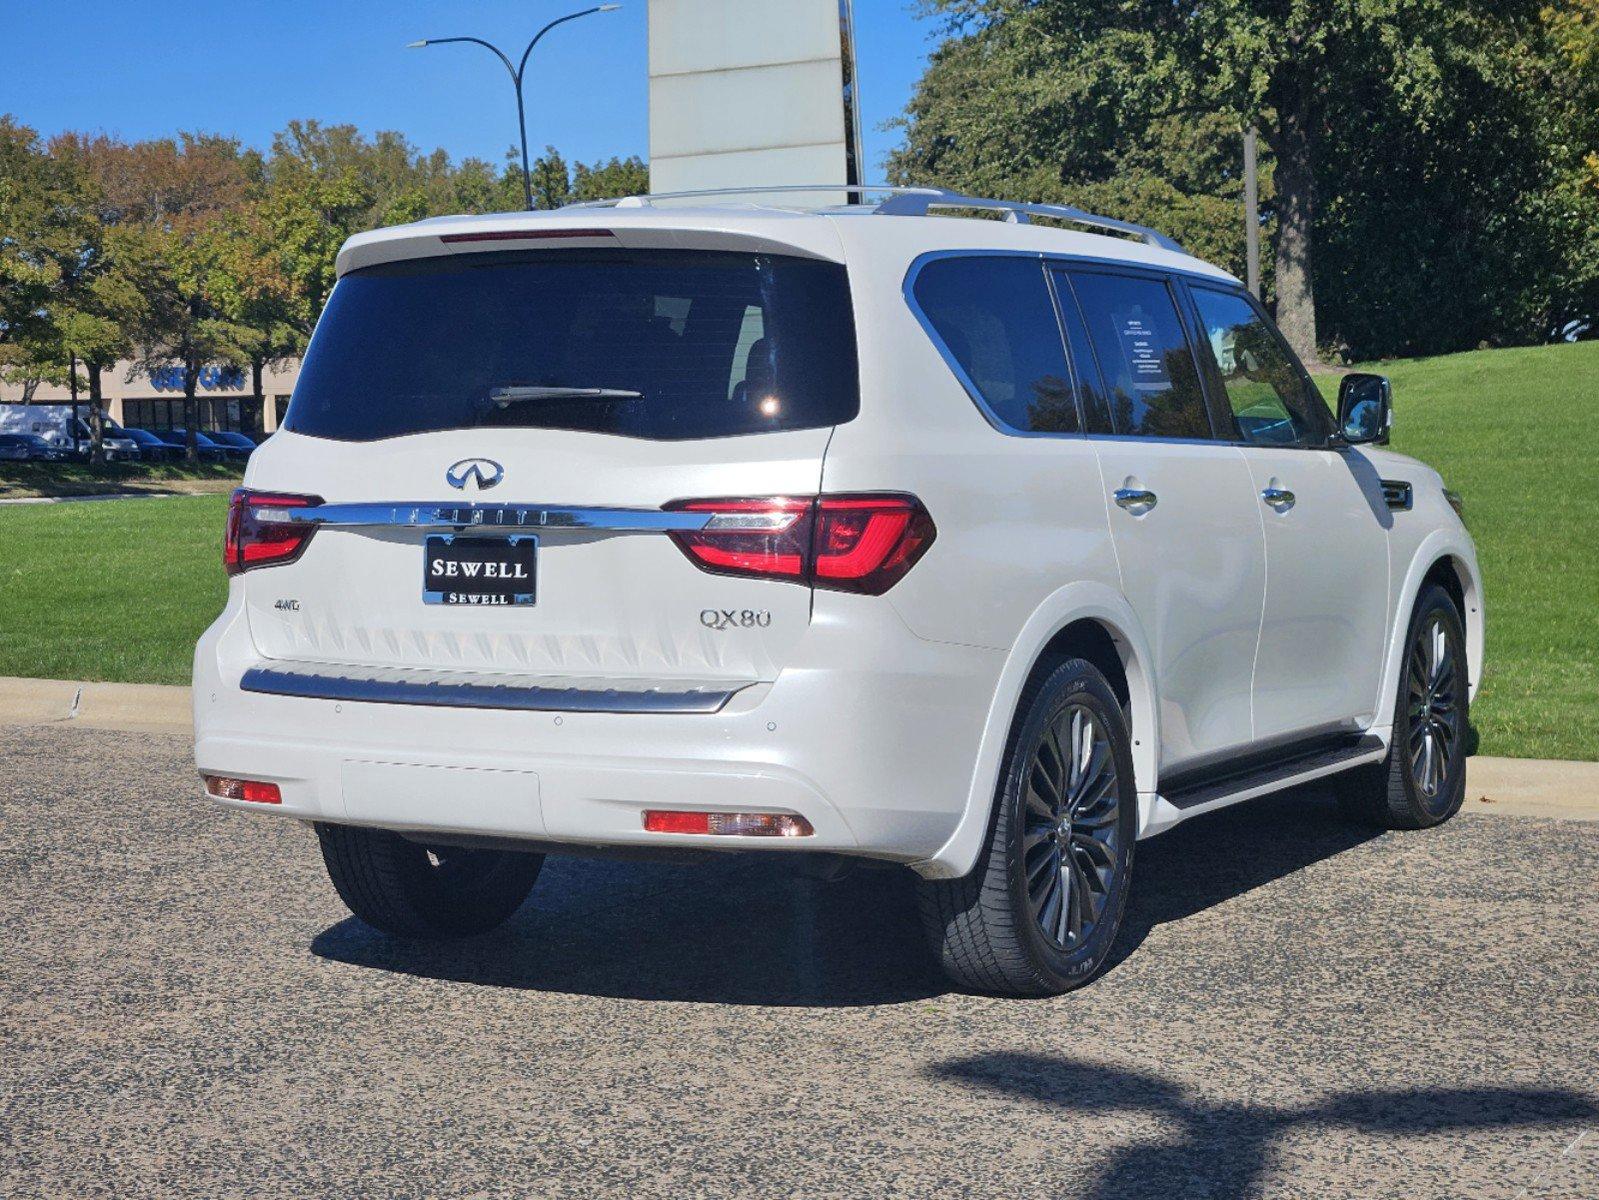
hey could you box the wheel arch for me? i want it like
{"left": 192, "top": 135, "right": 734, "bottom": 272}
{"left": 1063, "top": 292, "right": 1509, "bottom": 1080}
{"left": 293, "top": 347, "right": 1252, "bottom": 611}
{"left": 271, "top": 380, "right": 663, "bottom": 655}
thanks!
{"left": 910, "top": 583, "right": 1159, "bottom": 881}
{"left": 1377, "top": 533, "right": 1485, "bottom": 734}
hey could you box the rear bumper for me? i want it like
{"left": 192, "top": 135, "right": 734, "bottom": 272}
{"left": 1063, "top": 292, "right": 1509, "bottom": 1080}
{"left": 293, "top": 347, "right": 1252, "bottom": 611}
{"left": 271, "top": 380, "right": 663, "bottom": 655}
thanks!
{"left": 193, "top": 592, "right": 1003, "bottom": 869}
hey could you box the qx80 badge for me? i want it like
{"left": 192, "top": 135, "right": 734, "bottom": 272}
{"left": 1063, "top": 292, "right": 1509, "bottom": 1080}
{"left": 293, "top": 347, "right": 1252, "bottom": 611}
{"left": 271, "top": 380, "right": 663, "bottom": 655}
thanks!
{"left": 446, "top": 458, "right": 505, "bottom": 491}
{"left": 701, "top": 609, "right": 773, "bottom": 631}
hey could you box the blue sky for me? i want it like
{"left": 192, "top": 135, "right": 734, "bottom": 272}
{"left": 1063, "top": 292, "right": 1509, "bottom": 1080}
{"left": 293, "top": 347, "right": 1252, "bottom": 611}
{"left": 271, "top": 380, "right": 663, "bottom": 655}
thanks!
{"left": 1, "top": 1, "right": 937, "bottom": 179}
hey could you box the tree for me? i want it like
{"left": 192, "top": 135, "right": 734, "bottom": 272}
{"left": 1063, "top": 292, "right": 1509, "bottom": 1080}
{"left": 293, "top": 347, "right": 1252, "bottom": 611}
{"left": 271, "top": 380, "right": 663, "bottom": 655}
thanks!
{"left": 529, "top": 146, "right": 573, "bottom": 209}
{"left": 106, "top": 133, "right": 255, "bottom": 463}
{"left": 42, "top": 134, "right": 161, "bottom": 460}
{"left": 210, "top": 197, "right": 299, "bottom": 436}
{"left": 0, "top": 117, "right": 87, "bottom": 383}
{"left": 1539, "top": 0, "right": 1599, "bottom": 338}
{"left": 572, "top": 155, "right": 649, "bottom": 202}
{"left": 890, "top": 0, "right": 1555, "bottom": 363}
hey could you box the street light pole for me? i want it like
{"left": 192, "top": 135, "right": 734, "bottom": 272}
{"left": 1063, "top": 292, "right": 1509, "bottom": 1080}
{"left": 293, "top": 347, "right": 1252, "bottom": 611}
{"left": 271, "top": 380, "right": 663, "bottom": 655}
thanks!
{"left": 410, "top": 5, "right": 621, "bottom": 212}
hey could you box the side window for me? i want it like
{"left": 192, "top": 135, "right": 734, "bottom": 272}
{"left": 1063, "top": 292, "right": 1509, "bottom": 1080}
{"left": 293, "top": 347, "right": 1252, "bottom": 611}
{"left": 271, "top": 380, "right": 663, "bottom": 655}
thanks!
{"left": 1189, "top": 286, "right": 1329, "bottom": 446}
{"left": 912, "top": 256, "right": 1078, "bottom": 434}
{"left": 1065, "top": 270, "right": 1213, "bottom": 439}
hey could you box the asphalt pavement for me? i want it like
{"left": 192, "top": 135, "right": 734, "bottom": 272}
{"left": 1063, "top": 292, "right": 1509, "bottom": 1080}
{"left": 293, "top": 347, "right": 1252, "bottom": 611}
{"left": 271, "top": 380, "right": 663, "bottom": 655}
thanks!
{"left": 1, "top": 723, "right": 1595, "bottom": 1199}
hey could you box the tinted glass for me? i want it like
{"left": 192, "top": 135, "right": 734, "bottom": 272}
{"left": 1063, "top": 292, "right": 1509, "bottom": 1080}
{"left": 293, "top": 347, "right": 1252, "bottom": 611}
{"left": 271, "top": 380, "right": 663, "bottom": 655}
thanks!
{"left": 1051, "top": 271, "right": 1114, "bottom": 434}
{"left": 1190, "top": 287, "right": 1330, "bottom": 446}
{"left": 913, "top": 256, "right": 1078, "bottom": 434}
{"left": 285, "top": 249, "right": 858, "bottom": 442}
{"left": 1066, "top": 271, "right": 1212, "bottom": 439}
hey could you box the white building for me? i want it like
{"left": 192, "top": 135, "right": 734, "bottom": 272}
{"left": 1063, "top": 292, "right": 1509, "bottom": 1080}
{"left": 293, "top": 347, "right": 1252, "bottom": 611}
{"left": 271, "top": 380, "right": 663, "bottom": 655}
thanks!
{"left": 0, "top": 360, "right": 301, "bottom": 434}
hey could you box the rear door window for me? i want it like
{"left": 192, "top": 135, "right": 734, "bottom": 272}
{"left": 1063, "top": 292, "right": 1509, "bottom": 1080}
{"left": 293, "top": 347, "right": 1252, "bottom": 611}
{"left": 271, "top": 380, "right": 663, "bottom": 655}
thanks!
{"left": 1062, "top": 271, "right": 1213, "bottom": 439}
{"left": 285, "top": 249, "right": 858, "bottom": 442}
{"left": 911, "top": 255, "right": 1079, "bottom": 434}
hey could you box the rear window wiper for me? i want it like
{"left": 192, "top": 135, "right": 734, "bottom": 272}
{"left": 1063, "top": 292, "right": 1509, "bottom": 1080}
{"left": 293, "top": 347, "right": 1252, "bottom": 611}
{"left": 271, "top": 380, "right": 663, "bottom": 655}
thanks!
{"left": 489, "top": 386, "right": 643, "bottom": 408}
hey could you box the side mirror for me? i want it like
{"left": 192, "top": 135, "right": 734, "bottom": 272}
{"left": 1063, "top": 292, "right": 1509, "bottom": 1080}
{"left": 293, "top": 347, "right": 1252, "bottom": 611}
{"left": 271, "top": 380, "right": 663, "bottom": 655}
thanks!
{"left": 1337, "top": 373, "right": 1392, "bottom": 445}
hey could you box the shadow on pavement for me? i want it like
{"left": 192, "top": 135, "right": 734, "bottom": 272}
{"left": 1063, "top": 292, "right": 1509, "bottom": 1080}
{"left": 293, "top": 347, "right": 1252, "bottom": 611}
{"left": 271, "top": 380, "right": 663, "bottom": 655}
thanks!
{"left": 1104, "top": 783, "right": 1383, "bottom": 972}
{"left": 928, "top": 1052, "right": 1598, "bottom": 1199}
{"left": 312, "top": 786, "right": 1384, "bottom": 1006}
{"left": 313, "top": 855, "right": 947, "bottom": 1007}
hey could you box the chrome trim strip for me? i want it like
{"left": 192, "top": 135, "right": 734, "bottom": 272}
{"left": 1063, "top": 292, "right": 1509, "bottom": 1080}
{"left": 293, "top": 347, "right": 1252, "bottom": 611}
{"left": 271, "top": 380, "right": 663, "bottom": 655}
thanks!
{"left": 240, "top": 665, "right": 750, "bottom": 714}
{"left": 253, "top": 502, "right": 715, "bottom": 533}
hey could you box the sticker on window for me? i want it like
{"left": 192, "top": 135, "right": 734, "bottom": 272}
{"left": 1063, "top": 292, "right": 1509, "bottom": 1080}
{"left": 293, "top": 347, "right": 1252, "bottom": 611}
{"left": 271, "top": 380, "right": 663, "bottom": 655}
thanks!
{"left": 1117, "top": 312, "right": 1172, "bottom": 392}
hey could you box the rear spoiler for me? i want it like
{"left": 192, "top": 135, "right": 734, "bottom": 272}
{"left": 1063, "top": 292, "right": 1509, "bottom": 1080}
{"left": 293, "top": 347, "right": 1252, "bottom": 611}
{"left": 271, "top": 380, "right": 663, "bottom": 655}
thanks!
{"left": 336, "top": 216, "right": 846, "bottom": 278}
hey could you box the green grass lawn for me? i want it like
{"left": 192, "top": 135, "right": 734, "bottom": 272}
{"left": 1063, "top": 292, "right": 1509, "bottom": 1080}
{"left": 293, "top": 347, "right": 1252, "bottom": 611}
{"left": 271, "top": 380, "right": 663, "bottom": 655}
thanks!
{"left": 0, "top": 494, "right": 228, "bottom": 685}
{"left": 1315, "top": 340, "right": 1599, "bottom": 761}
{"left": 0, "top": 342, "right": 1594, "bottom": 758}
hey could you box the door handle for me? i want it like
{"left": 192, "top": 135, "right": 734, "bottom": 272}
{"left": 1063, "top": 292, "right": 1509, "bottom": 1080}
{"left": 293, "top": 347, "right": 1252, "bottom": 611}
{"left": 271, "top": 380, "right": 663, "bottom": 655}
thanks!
{"left": 1114, "top": 487, "right": 1158, "bottom": 515}
{"left": 1261, "top": 486, "right": 1296, "bottom": 511}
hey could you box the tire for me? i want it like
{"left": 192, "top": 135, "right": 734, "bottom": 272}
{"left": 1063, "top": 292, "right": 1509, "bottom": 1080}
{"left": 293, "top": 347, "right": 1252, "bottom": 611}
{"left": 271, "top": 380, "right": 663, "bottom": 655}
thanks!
{"left": 918, "top": 658, "right": 1138, "bottom": 997}
{"left": 315, "top": 822, "right": 543, "bottom": 938}
{"left": 1337, "top": 583, "right": 1469, "bottom": 830}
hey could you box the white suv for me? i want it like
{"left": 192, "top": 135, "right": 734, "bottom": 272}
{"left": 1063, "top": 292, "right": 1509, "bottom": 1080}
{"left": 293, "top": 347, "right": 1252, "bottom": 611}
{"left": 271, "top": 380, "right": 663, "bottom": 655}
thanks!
{"left": 194, "top": 187, "right": 1483, "bottom": 996}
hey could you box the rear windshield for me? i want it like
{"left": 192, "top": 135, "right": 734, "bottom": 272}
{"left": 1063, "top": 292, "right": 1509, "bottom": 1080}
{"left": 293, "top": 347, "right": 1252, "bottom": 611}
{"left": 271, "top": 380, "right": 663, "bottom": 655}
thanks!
{"left": 285, "top": 248, "right": 859, "bottom": 442}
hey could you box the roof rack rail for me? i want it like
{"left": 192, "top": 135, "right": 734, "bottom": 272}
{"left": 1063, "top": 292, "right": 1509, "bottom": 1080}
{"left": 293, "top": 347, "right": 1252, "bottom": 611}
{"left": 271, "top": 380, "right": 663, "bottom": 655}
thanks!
{"left": 562, "top": 184, "right": 1185, "bottom": 253}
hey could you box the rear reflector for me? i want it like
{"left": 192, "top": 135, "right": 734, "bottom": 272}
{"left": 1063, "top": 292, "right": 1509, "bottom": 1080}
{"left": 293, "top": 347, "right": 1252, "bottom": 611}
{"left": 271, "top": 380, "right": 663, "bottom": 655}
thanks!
{"left": 643, "top": 810, "right": 814, "bottom": 837}
{"left": 225, "top": 489, "right": 322, "bottom": 575}
{"left": 203, "top": 775, "right": 282, "bottom": 804}
{"left": 665, "top": 494, "right": 935, "bottom": 594}
{"left": 439, "top": 228, "right": 616, "bottom": 244}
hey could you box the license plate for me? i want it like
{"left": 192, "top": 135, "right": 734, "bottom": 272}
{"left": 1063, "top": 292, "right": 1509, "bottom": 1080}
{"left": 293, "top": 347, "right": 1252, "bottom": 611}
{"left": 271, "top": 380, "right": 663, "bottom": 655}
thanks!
{"left": 423, "top": 535, "right": 537, "bottom": 606}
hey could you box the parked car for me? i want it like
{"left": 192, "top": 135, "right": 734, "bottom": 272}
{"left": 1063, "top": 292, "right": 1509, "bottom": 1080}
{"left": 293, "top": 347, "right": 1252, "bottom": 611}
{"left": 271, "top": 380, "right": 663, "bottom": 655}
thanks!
{"left": 202, "top": 430, "right": 259, "bottom": 460}
{"left": 158, "top": 428, "right": 228, "bottom": 462}
{"left": 78, "top": 424, "right": 142, "bottom": 462}
{"left": 0, "top": 432, "right": 70, "bottom": 462}
{"left": 121, "top": 428, "right": 181, "bottom": 463}
{"left": 195, "top": 188, "right": 1482, "bottom": 997}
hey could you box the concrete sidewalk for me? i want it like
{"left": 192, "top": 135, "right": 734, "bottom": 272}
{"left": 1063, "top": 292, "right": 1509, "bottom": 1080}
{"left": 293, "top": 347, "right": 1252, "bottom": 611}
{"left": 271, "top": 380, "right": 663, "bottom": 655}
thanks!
{"left": 3, "top": 674, "right": 1596, "bottom": 819}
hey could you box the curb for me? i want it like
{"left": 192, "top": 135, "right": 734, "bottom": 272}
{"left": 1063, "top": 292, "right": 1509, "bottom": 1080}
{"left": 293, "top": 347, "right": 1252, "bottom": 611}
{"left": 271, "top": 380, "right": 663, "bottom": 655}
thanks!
{"left": 1461, "top": 757, "right": 1599, "bottom": 823}
{"left": 0, "top": 675, "right": 191, "bottom": 734}
{"left": 1, "top": 675, "right": 1596, "bottom": 821}
{"left": 0, "top": 492, "right": 182, "bottom": 506}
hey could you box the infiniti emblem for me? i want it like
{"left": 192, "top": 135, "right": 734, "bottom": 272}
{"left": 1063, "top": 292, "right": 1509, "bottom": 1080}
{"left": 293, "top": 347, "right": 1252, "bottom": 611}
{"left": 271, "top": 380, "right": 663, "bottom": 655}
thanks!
{"left": 446, "top": 458, "right": 505, "bottom": 491}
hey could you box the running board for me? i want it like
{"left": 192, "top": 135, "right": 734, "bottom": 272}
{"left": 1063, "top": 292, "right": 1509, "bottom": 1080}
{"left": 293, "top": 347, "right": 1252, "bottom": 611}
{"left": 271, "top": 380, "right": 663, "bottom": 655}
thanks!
{"left": 1140, "top": 736, "right": 1388, "bottom": 838}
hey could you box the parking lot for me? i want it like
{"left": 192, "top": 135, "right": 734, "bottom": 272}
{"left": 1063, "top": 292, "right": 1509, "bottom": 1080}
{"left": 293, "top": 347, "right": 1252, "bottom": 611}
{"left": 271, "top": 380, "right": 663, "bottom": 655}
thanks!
{"left": 2, "top": 721, "right": 1595, "bottom": 1199}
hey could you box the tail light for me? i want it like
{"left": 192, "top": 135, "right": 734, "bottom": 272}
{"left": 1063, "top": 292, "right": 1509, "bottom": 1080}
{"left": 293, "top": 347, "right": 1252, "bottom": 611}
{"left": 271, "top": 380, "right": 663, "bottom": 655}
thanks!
{"left": 643, "top": 810, "right": 814, "bottom": 837}
{"left": 225, "top": 489, "right": 322, "bottom": 575}
{"left": 666, "top": 493, "right": 935, "bottom": 595}
{"left": 202, "top": 774, "right": 282, "bottom": 804}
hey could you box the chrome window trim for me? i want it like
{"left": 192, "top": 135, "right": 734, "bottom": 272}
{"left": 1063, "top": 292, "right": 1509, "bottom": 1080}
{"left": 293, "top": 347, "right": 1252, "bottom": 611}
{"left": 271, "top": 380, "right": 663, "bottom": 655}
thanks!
{"left": 250, "top": 501, "right": 716, "bottom": 533}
